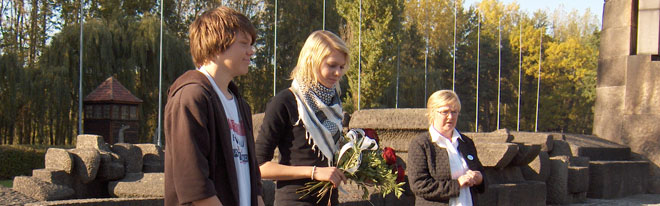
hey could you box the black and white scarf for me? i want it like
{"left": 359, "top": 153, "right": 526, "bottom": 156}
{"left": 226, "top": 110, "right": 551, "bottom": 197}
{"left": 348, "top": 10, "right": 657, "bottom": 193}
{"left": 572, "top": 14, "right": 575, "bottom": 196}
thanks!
{"left": 289, "top": 80, "right": 343, "bottom": 165}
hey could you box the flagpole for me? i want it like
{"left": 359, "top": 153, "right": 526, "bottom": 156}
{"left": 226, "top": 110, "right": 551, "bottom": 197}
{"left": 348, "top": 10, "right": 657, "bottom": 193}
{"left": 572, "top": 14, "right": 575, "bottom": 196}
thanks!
{"left": 157, "top": 0, "right": 163, "bottom": 146}
{"left": 78, "top": 0, "right": 84, "bottom": 135}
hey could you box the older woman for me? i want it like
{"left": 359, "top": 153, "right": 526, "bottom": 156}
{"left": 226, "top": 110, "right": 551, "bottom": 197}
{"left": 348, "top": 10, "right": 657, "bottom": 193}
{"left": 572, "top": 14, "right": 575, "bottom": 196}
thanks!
{"left": 408, "top": 90, "right": 486, "bottom": 206}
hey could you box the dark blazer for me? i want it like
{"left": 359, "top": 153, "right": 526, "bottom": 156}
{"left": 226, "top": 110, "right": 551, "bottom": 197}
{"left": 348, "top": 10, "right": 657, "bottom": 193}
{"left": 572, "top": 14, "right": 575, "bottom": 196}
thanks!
{"left": 164, "top": 70, "right": 264, "bottom": 206}
{"left": 407, "top": 131, "right": 486, "bottom": 206}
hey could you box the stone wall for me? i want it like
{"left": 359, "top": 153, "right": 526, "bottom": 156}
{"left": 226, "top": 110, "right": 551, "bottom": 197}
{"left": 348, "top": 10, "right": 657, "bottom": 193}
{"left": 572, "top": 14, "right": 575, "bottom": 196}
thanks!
{"left": 594, "top": 0, "right": 660, "bottom": 193}
{"left": 13, "top": 134, "right": 165, "bottom": 202}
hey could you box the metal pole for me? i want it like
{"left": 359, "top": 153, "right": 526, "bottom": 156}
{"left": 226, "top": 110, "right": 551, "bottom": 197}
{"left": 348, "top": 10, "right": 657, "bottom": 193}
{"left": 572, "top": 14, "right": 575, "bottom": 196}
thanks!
{"left": 323, "top": 0, "right": 326, "bottom": 30}
{"left": 424, "top": 38, "right": 428, "bottom": 107}
{"left": 358, "top": 0, "right": 362, "bottom": 110}
{"left": 475, "top": 12, "right": 480, "bottom": 133}
{"left": 78, "top": 0, "right": 84, "bottom": 135}
{"left": 423, "top": 0, "right": 428, "bottom": 107}
{"left": 535, "top": 29, "right": 543, "bottom": 132}
{"left": 157, "top": 0, "right": 163, "bottom": 146}
{"left": 273, "top": 0, "right": 278, "bottom": 96}
{"left": 396, "top": 42, "right": 400, "bottom": 108}
{"left": 517, "top": 13, "right": 522, "bottom": 131}
{"left": 497, "top": 17, "right": 501, "bottom": 130}
{"left": 452, "top": 0, "right": 456, "bottom": 91}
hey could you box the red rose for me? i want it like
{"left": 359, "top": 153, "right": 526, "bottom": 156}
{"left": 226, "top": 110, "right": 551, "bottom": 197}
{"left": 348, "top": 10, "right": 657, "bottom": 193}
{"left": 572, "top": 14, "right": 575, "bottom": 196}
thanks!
{"left": 382, "top": 147, "right": 397, "bottom": 165}
{"left": 363, "top": 129, "right": 379, "bottom": 143}
{"left": 396, "top": 165, "right": 405, "bottom": 182}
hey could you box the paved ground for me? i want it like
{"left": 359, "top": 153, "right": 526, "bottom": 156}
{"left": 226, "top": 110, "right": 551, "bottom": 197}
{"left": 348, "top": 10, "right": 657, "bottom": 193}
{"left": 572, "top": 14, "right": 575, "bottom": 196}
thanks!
{"left": 563, "top": 194, "right": 660, "bottom": 206}
{"left": 2, "top": 184, "right": 660, "bottom": 206}
{"left": 0, "top": 185, "right": 37, "bottom": 206}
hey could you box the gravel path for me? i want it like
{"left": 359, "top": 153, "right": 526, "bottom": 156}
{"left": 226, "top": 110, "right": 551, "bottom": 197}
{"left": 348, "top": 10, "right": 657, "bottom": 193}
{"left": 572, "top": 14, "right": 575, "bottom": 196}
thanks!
{"left": 0, "top": 185, "right": 37, "bottom": 206}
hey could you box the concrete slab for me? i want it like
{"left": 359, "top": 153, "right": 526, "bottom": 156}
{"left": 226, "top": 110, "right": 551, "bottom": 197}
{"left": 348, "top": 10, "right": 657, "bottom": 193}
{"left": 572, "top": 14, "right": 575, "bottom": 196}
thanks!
{"left": 32, "top": 169, "right": 73, "bottom": 187}
{"left": 568, "top": 166, "right": 590, "bottom": 193}
{"left": 23, "top": 197, "right": 163, "bottom": 206}
{"left": 546, "top": 156, "right": 570, "bottom": 204}
{"left": 475, "top": 143, "right": 518, "bottom": 169}
{"left": 45, "top": 148, "right": 73, "bottom": 174}
{"left": 592, "top": 113, "right": 624, "bottom": 145}
{"left": 549, "top": 140, "right": 573, "bottom": 157}
{"left": 520, "top": 151, "right": 551, "bottom": 182}
{"left": 71, "top": 178, "right": 108, "bottom": 199}
{"left": 625, "top": 55, "right": 660, "bottom": 115}
{"left": 376, "top": 129, "right": 426, "bottom": 152}
{"left": 348, "top": 109, "right": 428, "bottom": 130}
{"left": 602, "top": 0, "right": 634, "bottom": 29}
{"left": 110, "top": 143, "right": 143, "bottom": 173}
{"left": 509, "top": 143, "right": 542, "bottom": 166}
{"left": 639, "top": 0, "right": 660, "bottom": 9}
{"left": 510, "top": 131, "right": 554, "bottom": 152}
{"left": 13, "top": 176, "right": 74, "bottom": 201}
{"left": 134, "top": 144, "right": 163, "bottom": 173}
{"left": 636, "top": 10, "right": 660, "bottom": 55}
{"left": 477, "top": 181, "right": 546, "bottom": 206}
{"left": 588, "top": 161, "right": 649, "bottom": 199}
{"left": 75, "top": 134, "right": 110, "bottom": 151}
{"left": 484, "top": 166, "right": 525, "bottom": 184}
{"left": 597, "top": 56, "right": 627, "bottom": 87}
{"left": 599, "top": 26, "right": 632, "bottom": 58}
{"left": 252, "top": 113, "right": 265, "bottom": 141}
{"left": 564, "top": 134, "right": 631, "bottom": 161}
{"left": 569, "top": 156, "right": 590, "bottom": 167}
{"left": 547, "top": 156, "right": 570, "bottom": 204}
{"left": 108, "top": 173, "right": 164, "bottom": 198}
{"left": 68, "top": 148, "right": 101, "bottom": 184}
{"left": 594, "top": 86, "right": 625, "bottom": 117}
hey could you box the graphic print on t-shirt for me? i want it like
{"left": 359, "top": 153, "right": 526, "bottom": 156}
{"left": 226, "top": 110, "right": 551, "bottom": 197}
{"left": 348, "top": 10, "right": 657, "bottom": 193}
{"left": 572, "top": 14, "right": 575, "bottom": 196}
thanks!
{"left": 230, "top": 120, "right": 248, "bottom": 164}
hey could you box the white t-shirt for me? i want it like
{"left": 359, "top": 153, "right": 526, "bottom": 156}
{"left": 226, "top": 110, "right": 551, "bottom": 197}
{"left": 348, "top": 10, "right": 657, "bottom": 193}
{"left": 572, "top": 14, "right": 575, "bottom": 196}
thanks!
{"left": 429, "top": 127, "right": 472, "bottom": 206}
{"left": 199, "top": 69, "right": 251, "bottom": 206}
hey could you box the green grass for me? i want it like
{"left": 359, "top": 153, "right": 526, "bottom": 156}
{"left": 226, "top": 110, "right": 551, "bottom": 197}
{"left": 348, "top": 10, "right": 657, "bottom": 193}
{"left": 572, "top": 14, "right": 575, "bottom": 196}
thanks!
{"left": 0, "top": 179, "right": 12, "bottom": 188}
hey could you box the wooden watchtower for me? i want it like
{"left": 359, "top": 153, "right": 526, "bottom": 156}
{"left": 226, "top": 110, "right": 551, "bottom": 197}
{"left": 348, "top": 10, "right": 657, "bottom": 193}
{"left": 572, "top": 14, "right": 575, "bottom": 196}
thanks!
{"left": 83, "top": 76, "right": 143, "bottom": 144}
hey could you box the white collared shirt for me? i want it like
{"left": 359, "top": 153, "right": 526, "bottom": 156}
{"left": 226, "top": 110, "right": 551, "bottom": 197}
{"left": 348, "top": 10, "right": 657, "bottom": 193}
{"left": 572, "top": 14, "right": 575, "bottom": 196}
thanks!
{"left": 429, "top": 126, "right": 472, "bottom": 206}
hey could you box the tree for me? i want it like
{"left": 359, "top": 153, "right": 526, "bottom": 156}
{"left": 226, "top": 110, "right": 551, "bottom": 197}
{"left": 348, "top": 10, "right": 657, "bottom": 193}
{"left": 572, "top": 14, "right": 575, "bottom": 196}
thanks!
{"left": 337, "top": 0, "right": 402, "bottom": 112}
{"left": 38, "top": 15, "right": 192, "bottom": 144}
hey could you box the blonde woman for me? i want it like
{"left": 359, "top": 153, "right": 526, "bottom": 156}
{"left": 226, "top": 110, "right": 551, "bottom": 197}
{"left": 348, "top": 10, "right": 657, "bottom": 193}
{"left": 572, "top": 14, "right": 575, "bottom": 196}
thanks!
{"left": 408, "top": 90, "right": 486, "bottom": 206}
{"left": 256, "top": 30, "right": 349, "bottom": 205}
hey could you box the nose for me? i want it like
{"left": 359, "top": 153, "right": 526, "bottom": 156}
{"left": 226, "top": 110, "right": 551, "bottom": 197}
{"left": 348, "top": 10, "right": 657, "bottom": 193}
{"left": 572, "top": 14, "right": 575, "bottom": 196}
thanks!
{"left": 336, "top": 67, "right": 346, "bottom": 77}
{"left": 247, "top": 45, "right": 255, "bottom": 56}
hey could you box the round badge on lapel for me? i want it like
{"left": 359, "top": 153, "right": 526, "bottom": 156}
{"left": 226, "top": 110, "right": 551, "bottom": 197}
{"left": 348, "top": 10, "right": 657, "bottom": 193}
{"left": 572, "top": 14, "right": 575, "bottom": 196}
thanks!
{"left": 467, "top": 155, "right": 474, "bottom": 160}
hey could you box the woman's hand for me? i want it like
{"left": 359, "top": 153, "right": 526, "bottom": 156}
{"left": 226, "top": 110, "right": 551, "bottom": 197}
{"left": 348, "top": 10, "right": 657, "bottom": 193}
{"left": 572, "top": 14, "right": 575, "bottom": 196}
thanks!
{"left": 313, "top": 167, "right": 347, "bottom": 188}
{"left": 458, "top": 170, "right": 483, "bottom": 188}
{"left": 466, "top": 170, "right": 483, "bottom": 186}
{"left": 457, "top": 174, "right": 472, "bottom": 188}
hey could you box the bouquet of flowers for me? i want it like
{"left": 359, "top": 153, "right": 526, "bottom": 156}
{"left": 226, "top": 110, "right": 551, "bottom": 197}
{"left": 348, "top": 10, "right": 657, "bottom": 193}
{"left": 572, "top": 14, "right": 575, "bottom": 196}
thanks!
{"left": 297, "top": 128, "right": 406, "bottom": 203}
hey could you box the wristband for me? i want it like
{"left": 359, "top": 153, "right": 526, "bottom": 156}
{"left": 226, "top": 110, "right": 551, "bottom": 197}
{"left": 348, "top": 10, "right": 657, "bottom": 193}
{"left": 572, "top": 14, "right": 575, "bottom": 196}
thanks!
{"left": 311, "top": 166, "right": 317, "bottom": 180}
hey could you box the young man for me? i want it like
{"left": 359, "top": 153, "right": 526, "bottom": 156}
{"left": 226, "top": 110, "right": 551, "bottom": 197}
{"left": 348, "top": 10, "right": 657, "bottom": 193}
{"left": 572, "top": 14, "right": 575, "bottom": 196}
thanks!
{"left": 164, "top": 6, "right": 263, "bottom": 206}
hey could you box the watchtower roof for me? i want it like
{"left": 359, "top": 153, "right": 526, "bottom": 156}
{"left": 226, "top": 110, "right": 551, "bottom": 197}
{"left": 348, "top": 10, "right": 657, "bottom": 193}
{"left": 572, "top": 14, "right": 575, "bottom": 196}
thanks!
{"left": 84, "top": 76, "right": 143, "bottom": 104}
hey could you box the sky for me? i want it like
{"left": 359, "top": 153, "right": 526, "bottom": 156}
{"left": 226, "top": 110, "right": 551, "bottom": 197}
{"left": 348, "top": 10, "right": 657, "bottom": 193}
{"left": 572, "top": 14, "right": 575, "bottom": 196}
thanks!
{"left": 463, "top": 0, "right": 604, "bottom": 21}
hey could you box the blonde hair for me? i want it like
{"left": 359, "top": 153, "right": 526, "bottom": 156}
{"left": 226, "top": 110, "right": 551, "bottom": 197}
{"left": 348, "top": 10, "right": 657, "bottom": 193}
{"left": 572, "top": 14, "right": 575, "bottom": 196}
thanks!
{"left": 189, "top": 6, "right": 256, "bottom": 68}
{"left": 426, "top": 90, "right": 462, "bottom": 124}
{"left": 290, "top": 30, "right": 349, "bottom": 87}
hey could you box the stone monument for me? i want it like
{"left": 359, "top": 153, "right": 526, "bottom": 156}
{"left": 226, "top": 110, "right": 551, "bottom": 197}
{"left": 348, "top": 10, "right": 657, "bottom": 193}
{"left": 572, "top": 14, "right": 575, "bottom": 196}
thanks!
{"left": 594, "top": 0, "right": 660, "bottom": 194}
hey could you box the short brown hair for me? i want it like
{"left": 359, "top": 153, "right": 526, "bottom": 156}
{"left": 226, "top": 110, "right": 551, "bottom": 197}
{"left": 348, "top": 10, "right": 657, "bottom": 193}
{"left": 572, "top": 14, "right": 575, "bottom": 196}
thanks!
{"left": 189, "top": 6, "right": 256, "bottom": 68}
